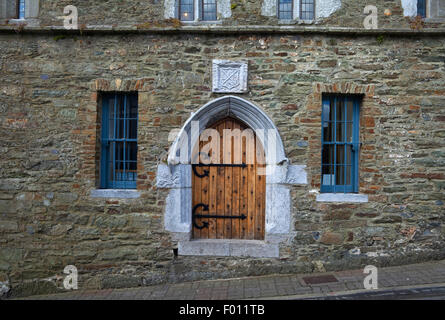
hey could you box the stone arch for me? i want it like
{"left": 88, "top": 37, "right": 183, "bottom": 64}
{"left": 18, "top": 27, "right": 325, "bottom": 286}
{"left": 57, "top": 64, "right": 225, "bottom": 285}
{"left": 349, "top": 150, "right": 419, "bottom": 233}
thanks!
{"left": 158, "top": 96, "right": 308, "bottom": 258}
{"left": 168, "top": 95, "right": 287, "bottom": 166}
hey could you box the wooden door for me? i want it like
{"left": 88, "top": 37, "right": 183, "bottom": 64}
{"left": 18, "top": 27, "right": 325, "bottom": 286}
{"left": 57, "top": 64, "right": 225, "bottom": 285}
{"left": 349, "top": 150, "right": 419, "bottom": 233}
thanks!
{"left": 192, "top": 117, "right": 266, "bottom": 240}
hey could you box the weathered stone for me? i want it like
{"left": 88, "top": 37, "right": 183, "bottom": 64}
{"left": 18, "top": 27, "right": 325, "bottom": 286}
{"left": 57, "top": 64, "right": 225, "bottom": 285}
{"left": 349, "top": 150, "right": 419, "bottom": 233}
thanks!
{"left": 320, "top": 232, "right": 343, "bottom": 245}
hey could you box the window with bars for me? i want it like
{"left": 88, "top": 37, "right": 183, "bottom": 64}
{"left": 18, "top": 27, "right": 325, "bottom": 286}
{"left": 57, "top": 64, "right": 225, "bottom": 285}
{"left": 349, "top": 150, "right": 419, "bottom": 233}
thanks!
{"left": 278, "top": 0, "right": 293, "bottom": 20}
{"left": 321, "top": 95, "right": 360, "bottom": 193}
{"left": 418, "top": 0, "right": 427, "bottom": 18}
{"left": 300, "top": 0, "right": 315, "bottom": 20}
{"left": 100, "top": 93, "right": 138, "bottom": 189}
{"left": 179, "top": 0, "right": 194, "bottom": 21}
{"left": 202, "top": 0, "right": 217, "bottom": 21}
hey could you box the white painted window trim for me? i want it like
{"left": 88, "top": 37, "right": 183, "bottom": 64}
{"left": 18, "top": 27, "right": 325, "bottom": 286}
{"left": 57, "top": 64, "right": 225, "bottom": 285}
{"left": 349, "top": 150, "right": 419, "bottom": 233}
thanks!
{"left": 316, "top": 193, "right": 368, "bottom": 203}
{"left": 90, "top": 189, "right": 141, "bottom": 199}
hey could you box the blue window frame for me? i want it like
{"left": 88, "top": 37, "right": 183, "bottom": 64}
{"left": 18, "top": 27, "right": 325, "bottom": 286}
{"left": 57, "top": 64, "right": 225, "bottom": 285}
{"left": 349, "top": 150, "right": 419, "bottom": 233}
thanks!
{"left": 417, "top": 0, "right": 427, "bottom": 18}
{"left": 321, "top": 95, "right": 360, "bottom": 193}
{"left": 179, "top": 0, "right": 194, "bottom": 21}
{"left": 18, "top": 0, "right": 25, "bottom": 19}
{"left": 202, "top": 0, "right": 217, "bottom": 21}
{"left": 278, "top": 0, "right": 293, "bottom": 20}
{"left": 100, "top": 93, "right": 138, "bottom": 189}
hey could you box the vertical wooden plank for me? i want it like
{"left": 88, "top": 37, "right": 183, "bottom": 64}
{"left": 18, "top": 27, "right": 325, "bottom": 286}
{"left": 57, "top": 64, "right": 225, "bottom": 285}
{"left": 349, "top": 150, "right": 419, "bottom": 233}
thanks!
{"left": 247, "top": 127, "right": 256, "bottom": 240}
{"left": 200, "top": 138, "right": 209, "bottom": 239}
{"left": 208, "top": 165, "right": 217, "bottom": 239}
{"left": 231, "top": 121, "right": 241, "bottom": 239}
{"left": 216, "top": 122, "right": 225, "bottom": 239}
{"left": 192, "top": 158, "right": 202, "bottom": 239}
{"left": 255, "top": 140, "right": 266, "bottom": 240}
{"left": 240, "top": 123, "right": 248, "bottom": 239}
{"left": 223, "top": 119, "right": 233, "bottom": 239}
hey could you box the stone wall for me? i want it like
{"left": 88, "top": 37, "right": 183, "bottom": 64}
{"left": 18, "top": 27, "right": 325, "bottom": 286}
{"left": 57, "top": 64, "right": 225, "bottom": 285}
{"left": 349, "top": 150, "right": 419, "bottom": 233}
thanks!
{"left": 0, "top": 28, "right": 444, "bottom": 296}
{"left": 2, "top": 0, "right": 444, "bottom": 28}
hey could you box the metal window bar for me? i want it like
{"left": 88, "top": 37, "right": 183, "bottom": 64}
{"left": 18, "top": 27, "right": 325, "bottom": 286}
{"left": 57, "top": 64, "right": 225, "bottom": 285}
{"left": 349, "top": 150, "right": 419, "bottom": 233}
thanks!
{"left": 101, "top": 93, "right": 138, "bottom": 189}
{"left": 300, "top": 0, "right": 315, "bottom": 20}
{"left": 202, "top": 0, "right": 217, "bottom": 21}
{"left": 278, "top": 0, "right": 293, "bottom": 20}
{"left": 18, "top": 0, "right": 25, "bottom": 19}
{"left": 321, "top": 95, "right": 359, "bottom": 193}
{"left": 417, "top": 0, "right": 427, "bottom": 18}
{"left": 179, "top": 0, "right": 194, "bottom": 21}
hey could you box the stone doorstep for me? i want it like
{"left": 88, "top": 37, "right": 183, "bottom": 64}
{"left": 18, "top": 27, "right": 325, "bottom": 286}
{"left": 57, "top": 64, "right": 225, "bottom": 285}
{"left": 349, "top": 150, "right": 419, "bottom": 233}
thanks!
{"left": 178, "top": 239, "right": 279, "bottom": 258}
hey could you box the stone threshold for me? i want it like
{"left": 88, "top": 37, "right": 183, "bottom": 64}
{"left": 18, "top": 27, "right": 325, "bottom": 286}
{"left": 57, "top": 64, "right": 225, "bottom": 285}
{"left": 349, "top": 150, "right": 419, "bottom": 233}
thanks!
{"left": 178, "top": 239, "right": 279, "bottom": 258}
{"left": 1, "top": 25, "right": 445, "bottom": 36}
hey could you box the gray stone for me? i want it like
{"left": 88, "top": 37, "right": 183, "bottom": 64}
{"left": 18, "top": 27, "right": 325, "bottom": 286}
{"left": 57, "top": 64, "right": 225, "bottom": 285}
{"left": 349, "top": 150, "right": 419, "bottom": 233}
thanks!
{"left": 286, "top": 165, "right": 307, "bottom": 185}
{"left": 90, "top": 189, "right": 141, "bottom": 199}
{"left": 316, "top": 193, "right": 369, "bottom": 203}
{"left": 156, "top": 164, "right": 191, "bottom": 189}
{"left": 212, "top": 60, "right": 248, "bottom": 93}
{"left": 178, "top": 239, "right": 279, "bottom": 258}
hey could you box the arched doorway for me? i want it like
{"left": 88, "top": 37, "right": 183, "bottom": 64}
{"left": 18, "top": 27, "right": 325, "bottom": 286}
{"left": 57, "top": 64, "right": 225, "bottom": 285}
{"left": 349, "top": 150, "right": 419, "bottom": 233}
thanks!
{"left": 192, "top": 117, "right": 266, "bottom": 240}
{"left": 160, "top": 96, "right": 306, "bottom": 258}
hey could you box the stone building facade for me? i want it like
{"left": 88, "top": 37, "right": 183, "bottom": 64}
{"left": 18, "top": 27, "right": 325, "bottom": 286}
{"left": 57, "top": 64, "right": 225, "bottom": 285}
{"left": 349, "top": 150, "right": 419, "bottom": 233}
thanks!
{"left": 0, "top": 0, "right": 444, "bottom": 296}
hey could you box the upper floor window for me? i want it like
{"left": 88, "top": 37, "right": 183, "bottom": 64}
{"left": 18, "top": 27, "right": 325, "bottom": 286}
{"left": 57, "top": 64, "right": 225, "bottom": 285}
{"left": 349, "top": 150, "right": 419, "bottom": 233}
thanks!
{"left": 321, "top": 95, "right": 361, "bottom": 193}
{"left": 100, "top": 93, "right": 138, "bottom": 189}
{"left": 276, "top": 0, "right": 315, "bottom": 20}
{"left": 418, "top": 0, "right": 427, "bottom": 17}
{"left": 0, "top": 0, "right": 40, "bottom": 20}
{"left": 202, "top": 0, "right": 217, "bottom": 21}
{"left": 278, "top": 0, "right": 293, "bottom": 20}
{"left": 300, "top": 0, "right": 315, "bottom": 20}
{"left": 178, "top": 0, "right": 218, "bottom": 21}
{"left": 179, "top": 0, "right": 194, "bottom": 21}
{"left": 18, "top": 0, "right": 25, "bottom": 19}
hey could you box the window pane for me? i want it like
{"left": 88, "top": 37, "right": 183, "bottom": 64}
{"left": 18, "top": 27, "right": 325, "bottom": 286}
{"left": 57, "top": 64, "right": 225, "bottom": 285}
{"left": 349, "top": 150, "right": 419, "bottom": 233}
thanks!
{"left": 322, "top": 144, "right": 334, "bottom": 165}
{"left": 346, "top": 123, "right": 353, "bottom": 142}
{"left": 323, "top": 121, "right": 333, "bottom": 142}
{"left": 336, "top": 165, "right": 345, "bottom": 185}
{"left": 322, "top": 165, "right": 334, "bottom": 186}
{"left": 336, "top": 98, "right": 344, "bottom": 122}
{"left": 19, "top": 0, "right": 25, "bottom": 19}
{"left": 346, "top": 145, "right": 352, "bottom": 165}
{"left": 336, "top": 144, "right": 345, "bottom": 166}
{"left": 301, "top": 0, "right": 314, "bottom": 20}
{"left": 346, "top": 99, "right": 353, "bottom": 122}
{"left": 203, "top": 0, "right": 217, "bottom": 21}
{"left": 180, "top": 0, "right": 194, "bottom": 21}
{"left": 346, "top": 165, "right": 352, "bottom": 185}
{"left": 279, "top": 0, "right": 293, "bottom": 19}
{"left": 336, "top": 123, "right": 344, "bottom": 142}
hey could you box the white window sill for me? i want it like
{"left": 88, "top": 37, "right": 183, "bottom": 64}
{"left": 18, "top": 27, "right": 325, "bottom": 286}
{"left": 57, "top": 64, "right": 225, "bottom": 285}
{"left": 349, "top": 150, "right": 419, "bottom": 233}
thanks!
{"left": 8, "top": 19, "right": 27, "bottom": 23}
{"left": 316, "top": 193, "right": 368, "bottom": 203}
{"left": 90, "top": 189, "right": 140, "bottom": 199}
{"left": 180, "top": 20, "right": 222, "bottom": 25}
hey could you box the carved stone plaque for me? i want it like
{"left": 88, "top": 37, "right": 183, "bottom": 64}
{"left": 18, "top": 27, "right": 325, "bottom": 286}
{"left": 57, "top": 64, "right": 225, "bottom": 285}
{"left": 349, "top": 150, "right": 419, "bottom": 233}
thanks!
{"left": 212, "top": 60, "right": 248, "bottom": 93}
